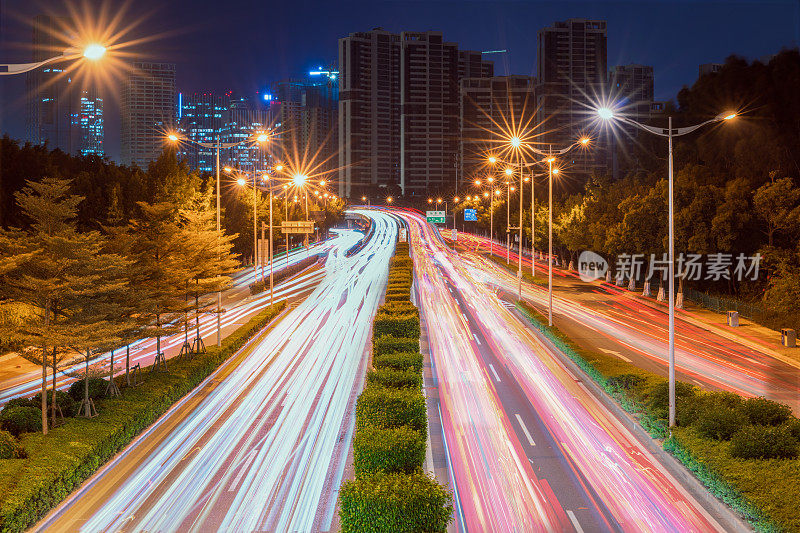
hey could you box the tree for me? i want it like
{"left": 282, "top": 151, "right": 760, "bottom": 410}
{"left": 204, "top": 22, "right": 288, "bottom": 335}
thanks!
{"left": 126, "top": 201, "right": 194, "bottom": 371}
{"left": 179, "top": 188, "right": 238, "bottom": 354}
{"left": 0, "top": 178, "right": 125, "bottom": 431}
{"left": 753, "top": 176, "right": 800, "bottom": 247}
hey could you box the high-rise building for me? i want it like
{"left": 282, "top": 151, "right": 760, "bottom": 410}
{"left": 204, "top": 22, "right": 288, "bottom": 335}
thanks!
{"left": 338, "top": 29, "right": 402, "bottom": 198}
{"left": 222, "top": 95, "right": 273, "bottom": 170}
{"left": 609, "top": 64, "right": 653, "bottom": 124}
{"left": 272, "top": 74, "right": 338, "bottom": 175}
{"left": 25, "top": 15, "right": 105, "bottom": 158}
{"left": 178, "top": 92, "right": 227, "bottom": 172}
{"left": 26, "top": 15, "right": 74, "bottom": 153}
{"left": 608, "top": 64, "right": 655, "bottom": 177}
{"left": 121, "top": 62, "right": 176, "bottom": 168}
{"left": 536, "top": 19, "right": 608, "bottom": 176}
{"left": 338, "top": 28, "right": 491, "bottom": 198}
{"left": 74, "top": 88, "right": 104, "bottom": 157}
{"left": 460, "top": 75, "right": 536, "bottom": 186}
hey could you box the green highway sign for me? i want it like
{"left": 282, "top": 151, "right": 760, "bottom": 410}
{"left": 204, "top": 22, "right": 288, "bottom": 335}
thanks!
{"left": 426, "top": 210, "right": 446, "bottom": 224}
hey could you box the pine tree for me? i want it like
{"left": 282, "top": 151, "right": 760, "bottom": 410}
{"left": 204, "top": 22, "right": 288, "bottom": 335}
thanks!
{"left": 126, "top": 201, "right": 194, "bottom": 371}
{"left": 0, "top": 178, "right": 124, "bottom": 432}
{"left": 180, "top": 188, "right": 239, "bottom": 353}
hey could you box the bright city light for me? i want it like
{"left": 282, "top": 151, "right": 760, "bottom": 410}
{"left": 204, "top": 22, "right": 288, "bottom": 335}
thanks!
{"left": 237, "top": 178, "right": 246, "bottom": 186}
{"left": 167, "top": 134, "right": 179, "bottom": 142}
{"left": 597, "top": 107, "right": 614, "bottom": 120}
{"left": 256, "top": 133, "right": 269, "bottom": 143}
{"left": 293, "top": 174, "right": 307, "bottom": 187}
{"left": 723, "top": 113, "right": 737, "bottom": 120}
{"left": 510, "top": 137, "right": 521, "bottom": 148}
{"left": 83, "top": 44, "right": 106, "bottom": 61}
{"left": 505, "top": 168, "right": 513, "bottom": 176}
{"left": 488, "top": 156, "right": 497, "bottom": 164}
{"left": 223, "top": 166, "right": 232, "bottom": 173}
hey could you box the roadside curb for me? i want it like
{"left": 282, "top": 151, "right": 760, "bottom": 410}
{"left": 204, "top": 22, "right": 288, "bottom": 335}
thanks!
{"left": 510, "top": 305, "right": 753, "bottom": 533}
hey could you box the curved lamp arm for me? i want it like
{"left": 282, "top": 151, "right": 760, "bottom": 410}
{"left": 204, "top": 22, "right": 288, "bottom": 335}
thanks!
{"left": 0, "top": 51, "right": 72, "bottom": 76}
{"left": 617, "top": 115, "right": 722, "bottom": 138}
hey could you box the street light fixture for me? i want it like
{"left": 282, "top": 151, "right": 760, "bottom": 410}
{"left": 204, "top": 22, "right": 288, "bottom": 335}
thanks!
{"left": 598, "top": 106, "right": 737, "bottom": 428}
{"left": 83, "top": 44, "right": 106, "bottom": 61}
{"left": 1, "top": 43, "right": 106, "bottom": 76}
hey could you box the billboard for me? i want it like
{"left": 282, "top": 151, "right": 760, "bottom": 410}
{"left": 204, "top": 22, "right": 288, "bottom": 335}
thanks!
{"left": 464, "top": 208, "right": 477, "bottom": 222}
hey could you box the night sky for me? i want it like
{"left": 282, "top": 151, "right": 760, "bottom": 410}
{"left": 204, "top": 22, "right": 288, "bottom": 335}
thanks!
{"left": 1, "top": 0, "right": 798, "bottom": 162}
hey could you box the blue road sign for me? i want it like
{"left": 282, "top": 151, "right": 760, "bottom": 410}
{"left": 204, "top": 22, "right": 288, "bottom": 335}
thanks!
{"left": 464, "top": 208, "right": 477, "bottom": 222}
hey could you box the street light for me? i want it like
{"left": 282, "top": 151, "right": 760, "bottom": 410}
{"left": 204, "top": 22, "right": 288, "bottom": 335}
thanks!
{"left": 598, "top": 106, "right": 737, "bottom": 428}
{"left": 525, "top": 136, "right": 593, "bottom": 324}
{"left": 1, "top": 43, "right": 106, "bottom": 76}
{"left": 83, "top": 44, "right": 106, "bottom": 61}
{"left": 168, "top": 129, "right": 267, "bottom": 346}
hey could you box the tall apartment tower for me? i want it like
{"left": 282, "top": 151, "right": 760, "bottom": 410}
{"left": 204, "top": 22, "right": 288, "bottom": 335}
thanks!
{"left": 460, "top": 75, "right": 536, "bottom": 186}
{"left": 338, "top": 29, "right": 402, "bottom": 198}
{"left": 121, "top": 62, "right": 176, "bottom": 168}
{"left": 25, "top": 15, "right": 73, "bottom": 153}
{"left": 178, "top": 92, "right": 227, "bottom": 172}
{"left": 222, "top": 95, "right": 273, "bottom": 170}
{"left": 338, "top": 29, "right": 491, "bottom": 198}
{"left": 273, "top": 76, "right": 338, "bottom": 175}
{"left": 399, "top": 33, "right": 491, "bottom": 197}
{"left": 75, "top": 88, "right": 104, "bottom": 156}
{"left": 609, "top": 64, "right": 654, "bottom": 123}
{"left": 536, "top": 19, "right": 608, "bottom": 176}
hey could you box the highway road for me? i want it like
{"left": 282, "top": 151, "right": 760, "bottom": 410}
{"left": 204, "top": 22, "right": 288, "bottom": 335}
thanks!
{"left": 0, "top": 242, "right": 329, "bottom": 406}
{"left": 402, "top": 212, "right": 739, "bottom": 532}
{"left": 454, "top": 233, "right": 800, "bottom": 412}
{"left": 38, "top": 213, "right": 398, "bottom": 532}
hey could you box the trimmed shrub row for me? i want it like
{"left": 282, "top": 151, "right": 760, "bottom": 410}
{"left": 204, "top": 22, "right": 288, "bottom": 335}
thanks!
{"left": 0, "top": 301, "right": 286, "bottom": 532}
{"left": 340, "top": 235, "right": 453, "bottom": 532}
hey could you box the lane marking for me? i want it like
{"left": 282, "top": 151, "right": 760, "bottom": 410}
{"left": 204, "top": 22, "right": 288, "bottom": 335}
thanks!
{"left": 473, "top": 333, "right": 482, "bottom": 345}
{"left": 514, "top": 414, "right": 536, "bottom": 446}
{"left": 598, "top": 347, "right": 632, "bottom": 363}
{"left": 228, "top": 449, "right": 258, "bottom": 492}
{"left": 567, "top": 510, "right": 584, "bottom": 533}
{"left": 488, "top": 363, "right": 501, "bottom": 383}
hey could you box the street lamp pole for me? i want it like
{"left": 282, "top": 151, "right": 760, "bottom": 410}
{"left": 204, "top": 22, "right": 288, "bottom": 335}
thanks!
{"left": 548, "top": 151, "right": 554, "bottom": 327}
{"left": 598, "top": 107, "right": 737, "bottom": 427}
{"left": 517, "top": 151, "right": 524, "bottom": 301}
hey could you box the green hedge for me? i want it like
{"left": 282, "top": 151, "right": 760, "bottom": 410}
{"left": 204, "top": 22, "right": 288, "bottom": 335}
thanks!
{"left": 385, "top": 292, "right": 412, "bottom": 302}
{"left": 0, "top": 408, "right": 42, "bottom": 437}
{"left": 366, "top": 368, "right": 422, "bottom": 390}
{"left": 377, "top": 302, "right": 419, "bottom": 316}
{"left": 339, "top": 472, "right": 452, "bottom": 533}
{"left": 353, "top": 426, "right": 425, "bottom": 477}
{"left": 373, "top": 352, "right": 424, "bottom": 373}
{"left": 0, "top": 432, "right": 23, "bottom": 460}
{"left": 67, "top": 377, "right": 108, "bottom": 402}
{"left": 340, "top": 239, "right": 452, "bottom": 531}
{"left": 373, "top": 313, "right": 421, "bottom": 339}
{"left": 355, "top": 386, "right": 427, "bottom": 440}
{"left": 0, "top": 301, "right": 286, "bottom": 532}
{"left": 730, "top": 426, "right": 799, "bottom": 459}
{"left": 373, "top": 335, "right": 419, "bottom": 356}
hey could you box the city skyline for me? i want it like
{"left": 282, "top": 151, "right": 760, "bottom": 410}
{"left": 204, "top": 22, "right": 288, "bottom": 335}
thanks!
{"left": 1, "top": 0, "right": 798, "bottom": 162}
